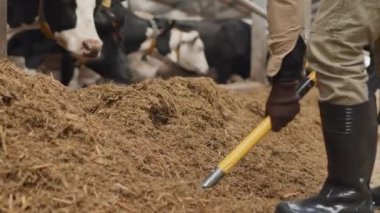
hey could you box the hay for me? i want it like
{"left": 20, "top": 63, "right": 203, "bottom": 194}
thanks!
{"left": 0, "top": 60, "right": 326, "bottom": 212}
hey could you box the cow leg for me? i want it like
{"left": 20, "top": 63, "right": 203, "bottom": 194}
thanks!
{"left": 216, "top": 63, "right": 232, "bottom": 84}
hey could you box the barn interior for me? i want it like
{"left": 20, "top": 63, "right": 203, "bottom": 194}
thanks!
{"left": 1, "top": 0, "right": 380, "bottom": 212}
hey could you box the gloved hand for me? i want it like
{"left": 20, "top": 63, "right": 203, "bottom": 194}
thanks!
{"left": 265, "top": 36, "right": 306, "bottom": 132}
{"left": 265, "top": 80, "right": 300, "bottom": 132}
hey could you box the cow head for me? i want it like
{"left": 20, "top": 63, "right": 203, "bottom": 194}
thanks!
{"left": 93, "top": 0, "right": 126, "bottom": 35}
{"left": 157, "top": 28, "right": 209, "bottom": 75}
{"left": 41, "top": 0, "right": 103, "bottom": 59}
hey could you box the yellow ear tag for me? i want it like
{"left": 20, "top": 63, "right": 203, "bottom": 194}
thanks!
{"left": 102, "top": 0, "right": 112, "bottom": 8}
{"left": 146, "top": 38, "right": 157, "bottom": 55}
{"left": 40, "top": 22, "right": 55, "bottom": 39}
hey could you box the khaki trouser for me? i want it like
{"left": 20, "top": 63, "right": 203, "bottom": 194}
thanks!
{"left": 308, "top": 0, "right": 380, "bottom": 105}
{"left": 266, "top": 0, "right": 305, "bottom": 77}
{"left": 268, "top": 0, "right": 380, "bottom": 105}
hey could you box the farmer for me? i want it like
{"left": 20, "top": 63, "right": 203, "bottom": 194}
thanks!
{"left": 265, "top": 0, "right": 380, "bottom": 212}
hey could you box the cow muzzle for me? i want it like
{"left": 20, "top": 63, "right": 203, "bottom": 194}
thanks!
{"left": 82, "top": 39, "right": 103, "bottom": 58}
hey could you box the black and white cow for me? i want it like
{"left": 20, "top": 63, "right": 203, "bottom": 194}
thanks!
{"left": 114, "top": 10, "right": 252, "bottom": 83}
{"left": 7, "top": 0, "right": 133, "bottom": 86}
{"left": 154, "top": 19, "right": 252, "bottom": 83}
{"left": 7, "top": 1, "right": 251, "bottom": 86}
{"left": 100, "top": 9, "right": 209, "bottom": 79}
{"left": 87, "top": 8, "right": 251, "bottom": 84}
{"left": 365, "top": 46, "right": 380, "bottom": 98}
{"left": 362, "top": 46, "right": 380, "bottom": 123}
{"left": 62, "top": 6, "right": 211, "bottom": 85}
{"left": 60, "top": 0, "right": 133, "bottom": 85}
{"left": 7, "top": 29, "right": 63, "bottom": 72}
{"left": 8, "top": 0, "right": 104, "bottom": 60}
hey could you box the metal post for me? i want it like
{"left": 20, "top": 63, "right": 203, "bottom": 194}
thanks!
{"left": 234, "top": 0, "right": 267, "bottom": 19}
{"left": 250, "top": 13, "right": 268, "bottom": 84}
{"left": 250, "top": 0, "right": 268, "bottom": 84}
{"left": 0, "top": 0, "right": 6, "bottom": 58}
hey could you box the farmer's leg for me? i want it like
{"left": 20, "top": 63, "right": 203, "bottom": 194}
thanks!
{"left": 276, "top": 0, "right": 380, "bottom": 212}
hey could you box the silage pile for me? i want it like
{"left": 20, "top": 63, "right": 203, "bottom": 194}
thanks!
{"left": 0, "top": 60, "right": 326, "bottom": 212}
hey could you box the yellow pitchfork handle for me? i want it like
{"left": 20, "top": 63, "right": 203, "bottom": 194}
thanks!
{"left": 201, "top": 71, "right": 317, "bottom": 188}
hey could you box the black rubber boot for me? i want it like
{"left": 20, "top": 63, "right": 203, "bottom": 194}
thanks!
{"left": 275, "top": 100, "right": 378, "bottom": 213}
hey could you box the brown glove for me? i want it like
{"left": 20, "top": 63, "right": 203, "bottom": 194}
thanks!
{"left": 265, "top": 36, "right": 305, "bottom": 132}
{"left": 265, "top": 81, "right": 300, "bottom": 132}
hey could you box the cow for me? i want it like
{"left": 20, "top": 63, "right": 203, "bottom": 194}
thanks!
{"left": 60, "top": 0, "right": 133, "bottom": 85}
{"left": 78, "top": 8, "right": 251, "bottom": 84}
{"left": 7, "top": 0, "right": 133, "bottom": 86}
{"left": 63, "top": 4, "right": 208, "bottom": 84}
{"left": 361, "top": 46, "right": 380, "bottom": 124}
{"left": 7, "top": 29, "right": 63, "bottom": 73}
{"left": 8, "top": 1, "right": 251, "bottom": 86}
{"left": 114, "top": 9, "right": 211, "bottom": 77}
{"left": 365, "top": 47, "right": 379, "bottom": 95}
{"left": 7, "top": 0, "right": 104, "bottom": 60}
{"left": 126, "top": 51, "right": 200, "bottom": 82}
{"left": 152, "top": 19, "right": 251, "bottom": 83}
{"left": 107, "top": 7, "right": 251, "bottom": 83}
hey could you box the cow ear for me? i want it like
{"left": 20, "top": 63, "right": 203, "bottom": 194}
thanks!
{"left": 154, "top": 18, "right": 167, "bottom": 30}
{"left": 157, "top": 19, "right": 176, "bottom": 35}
